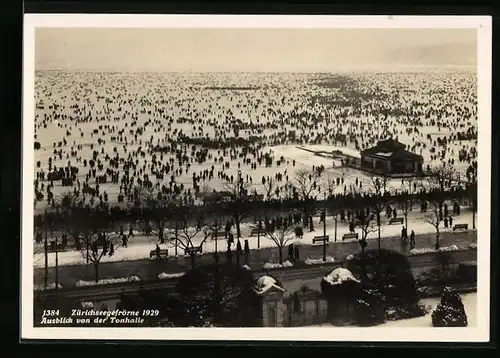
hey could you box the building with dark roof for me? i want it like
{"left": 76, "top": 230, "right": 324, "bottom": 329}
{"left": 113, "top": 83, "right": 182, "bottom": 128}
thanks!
{"left": 360, "top": 138, "right": 423, "bottom": 175}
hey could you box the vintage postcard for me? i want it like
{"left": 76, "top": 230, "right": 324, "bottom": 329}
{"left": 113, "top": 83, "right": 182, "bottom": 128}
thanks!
{"left": 22, "top": 14, "right": 491, "bottom": 342}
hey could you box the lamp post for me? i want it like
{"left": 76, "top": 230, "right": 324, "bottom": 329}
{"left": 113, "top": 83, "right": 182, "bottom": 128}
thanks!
{"left": 322, "top": 210, "right": 327, "bottom": 262}
{"left": 334, "top": 212, "right": 338, "bottom": 242}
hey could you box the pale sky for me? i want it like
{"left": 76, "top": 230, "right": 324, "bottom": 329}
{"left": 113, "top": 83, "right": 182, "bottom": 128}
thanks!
{"left": 35, "top": 28, "right": 477, "bottom": 72}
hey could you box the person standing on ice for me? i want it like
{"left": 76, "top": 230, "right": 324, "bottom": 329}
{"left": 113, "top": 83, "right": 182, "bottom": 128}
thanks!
{"left": 410, "top": 230, "right": 415, "bottom": 249}
{"left": 121, "top": 234, "right": 128, "bottom": 248}
{"left": 128, "top": 224, "right": 134, "bottom": 238}
{"left": 449, "top": 216, "right": 453, "bottom": 228}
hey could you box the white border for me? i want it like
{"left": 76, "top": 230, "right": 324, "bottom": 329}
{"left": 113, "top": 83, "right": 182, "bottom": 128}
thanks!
{"left": 22, "top": 14, "right": 492, "bottom": 342}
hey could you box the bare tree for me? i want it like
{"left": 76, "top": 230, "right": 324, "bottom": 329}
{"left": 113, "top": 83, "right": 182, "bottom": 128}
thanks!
{"left": 365, "top": 174, "right": 391, "bottom": 254}
{"left": 221, "top": 176, "right": 252, "bottom": 238}
{"left": 79, "top": 207, "right": 119, "bottom": 282}
{"left": 323, "top": 173, "right": 337, "bottom": 199}
{"left": 465, "top": 162, "right": 478, "bottom": 229}
{"left": 422, "top": 165, "right": 456, "bottom": 249}
{"left": 55, "top": 191, "right": 87, "bottom": 251}
{"left": 400, "top": 177, "right": 421, "bottom": 231}
{"left": 294, "top": 168, "right": 322, "bottom": 231}
{"left": 357, "top": 209, "right": 377, "bottom": 276}
{"left": 169, "top": 206, "right": 209, "bottom": 268}
{"left": 261, "top": 176, "right": 277, "bottom": 200}
{"left": 423, "top": 199, "right": 445, "bottom": 250}
{"left": 264, "top": 216, "right": 297, "bottom": 265}
{"left": 205, "top": 211, "right": 226, "bottom": 262}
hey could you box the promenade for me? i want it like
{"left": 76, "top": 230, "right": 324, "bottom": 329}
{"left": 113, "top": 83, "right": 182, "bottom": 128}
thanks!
{"left": 34, "top": 230, "right": 476, "bottom": 287}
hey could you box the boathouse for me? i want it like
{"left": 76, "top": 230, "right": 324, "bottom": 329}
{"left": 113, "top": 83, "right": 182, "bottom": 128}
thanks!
{"left": 360, "top": 138, "right": 423, "bottom": 175}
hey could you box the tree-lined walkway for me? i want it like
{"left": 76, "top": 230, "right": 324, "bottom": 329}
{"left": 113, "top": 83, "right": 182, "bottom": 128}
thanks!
{"left": 34, "top": 230, "right": 476, "bottom": 287}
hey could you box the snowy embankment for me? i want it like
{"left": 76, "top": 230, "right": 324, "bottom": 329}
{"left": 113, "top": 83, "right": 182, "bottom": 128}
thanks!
{"left": 157, "top": 272, "right": 185, "bottom": 280}
{"left": 34, "top": 282, "right": 63, "bottom": 291}
{"left": 74, "top": 275, "right": 140, "bottom": 287}
{"left": 304, "top": 256, "right": 335, "bottom": 265}
{"left": 263, "top": 260, "right": 294, "bottom": 269}
{"left": 408, "top": 244, "right": 460, "bottom": 255}
{"left": 33, "top": 211, "right": 474, "bottom": 269}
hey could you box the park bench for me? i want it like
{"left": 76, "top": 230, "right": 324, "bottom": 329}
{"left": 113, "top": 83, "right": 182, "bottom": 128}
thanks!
{"left": 250, "top": 228, "right": 266, "bottom": 236}
{"left": 389, "top": 217, "right": 404, "bottom": 225}
{"left": 212, "top": 231, "right": 227, "bottom": 239}
{"left": 312, "top": 235, "right": 329, "bottom": 244}
{"left": 149, "top": 249, "right": 168, "bottom": 259}
{"left": 342, "top": 233, "right": 359, "bottom": 241}
{"left": 185, "top": 246, "right": 203, "bottom": 256}
{"left": 453, "top": 223, "right": 468, "bottom": 232}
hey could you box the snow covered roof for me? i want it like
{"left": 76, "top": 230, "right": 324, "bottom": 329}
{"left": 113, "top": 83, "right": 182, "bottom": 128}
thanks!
{"left": 323, "top": 267, "right": 361, "bottom": 286}
{"left": 374, "top": 152, "right": 393, "bottom": 157}
{"left": 253, "top": 275, "right": 285, "bottom": 295}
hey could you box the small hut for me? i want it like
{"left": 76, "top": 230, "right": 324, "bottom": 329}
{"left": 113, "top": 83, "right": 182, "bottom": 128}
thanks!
{"left": 321, "top": 267, "right": 361, "bottom": 326}
{"left": 253, "top": 275, "right": 285, "bottom": 327}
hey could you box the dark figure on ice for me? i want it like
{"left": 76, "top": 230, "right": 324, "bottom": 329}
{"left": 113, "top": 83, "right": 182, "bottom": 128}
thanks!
{"left": 119, "top": 224, "right": 124, "bottom": 236}
{"left": 128, "top": 225, "right": 134, "bottom": 238}
{"left": 449, "top": 216, "right": 453, "bottom": 227}
{"left": 109, "top": 242, "right": 114, "bottom": 256}
{"left": 392, "top": 208, "right": 397, "bottom": 219}
{"left": 444, "top": 217, "right": 449, "bottom": 229}
{"left": 294, "top": 245, "right": 300, "bottom": 261}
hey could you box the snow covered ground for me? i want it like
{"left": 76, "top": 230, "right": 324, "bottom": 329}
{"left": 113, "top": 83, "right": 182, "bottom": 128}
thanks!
{"left": 307, "top": 292, "right": 477, "bottom": 327}
{"left": 33, "top": 210, "right": 474, "bottom": 268}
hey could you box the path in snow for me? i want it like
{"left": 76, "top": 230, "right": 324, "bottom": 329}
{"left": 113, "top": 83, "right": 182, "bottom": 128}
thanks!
{"left": 33, "top": 230, "right": 476, "bottom": 287}
{"left": 33, "top": 209, "right": 475, "bottom": 268}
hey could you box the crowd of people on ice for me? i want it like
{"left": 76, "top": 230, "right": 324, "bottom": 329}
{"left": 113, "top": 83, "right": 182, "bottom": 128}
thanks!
{"left": 33, "top": 71, "right": 477, "bottom": 250}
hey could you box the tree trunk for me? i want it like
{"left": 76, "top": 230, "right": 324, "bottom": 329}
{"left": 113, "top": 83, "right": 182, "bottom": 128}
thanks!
{"left": 174, "top": 223, "right": 179, "bottom": 256}
{"left": 190, "top": 253, "right": 196, "bottom": 268}
{"left": 472, "top": 207, "right": 476, "bottom": 230}
{"left": 94, "top": 262, "right": 99, "bottom": 283}
{"left": 377, "top": 224, "right": 381, "bottom": 253}
{"left": 44, "top": 227, "right": 48, "bottom": 288}
{"left": 309, "top": 215, "right": 314, "bottom": 232}
{"left": 55, "top": 238, "right": 59, "bottom": 291}
{"left": 234, "top": 215, "right": 242, "bottom": 238}
{"left": 435, "top": 232, "right": 440, "bottom": 250}
{"left": 278, "top": 246, "right": 283, "bottom": 265}
{"left": 323, "top": 217, "right": 327, "bottom": 261}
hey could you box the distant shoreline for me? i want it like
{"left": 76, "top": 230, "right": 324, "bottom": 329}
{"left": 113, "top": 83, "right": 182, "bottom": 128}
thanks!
{"left": 34, "top": 66, "right": 477, "bottom": 75}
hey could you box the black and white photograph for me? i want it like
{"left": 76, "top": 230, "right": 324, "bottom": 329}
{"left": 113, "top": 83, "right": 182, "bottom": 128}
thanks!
{"left": 22, "top": 15, "right": 491, "bottom": 342}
